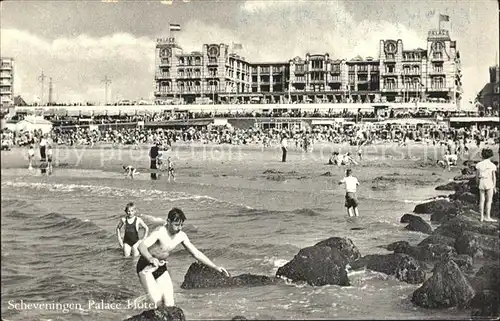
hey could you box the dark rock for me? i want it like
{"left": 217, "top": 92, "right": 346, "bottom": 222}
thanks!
{"left": 263, "top": 169, "right": 282, "bottom": 174}
{"left": 350, "top": 227, "right": 365, "bottom": 231}
{"left": 351, "top": 253, "right": 426, "bottom": 284}
{"left": 411, "top": 260, "right": 475, "bottom": 308}
{"left": 276, "top": 245, "right": 350, "bottom": 286}
{"left": 453, "top": 174, "right": 475, "bottom": 181}
{"left": 413, "top": 199, "right": 460, "bottom": 221}
{"left": 266, "top": 174, "right": 286, "bottom": 181}
{"left": 469, "top": 264, "right": 500, "bottom": 293}
{"left": 455, "top": 192, "right": 478, "bottom": 204}
{"left": 394, "top": 242, "right": 457, "bottom": 263}
{"left": 451, "top": 254, "right": 473, "bottom": 274}
{"left": 418, "top": 234, "right": 456, "bottom": 247}
{"left": 400, "top": 213, "right": 418, "bottom": 223}
{"left": 463, "top": 160, "right": 478, "bottom": 168}
{"left": 404, "top": 216, "right": 433, "bottom": 234}
{"left": 181, "top": 262, "right": 282, "bottom": 289}
{"left": 123, "top": 306, "right": 185, "bottom": 321}
{"left": 455, "top": 231, "right": 500, "bottom": 259}
{"left": 276, "top": 237, "right": 360, "bottom": 286}
{"left": 435, "top": 181, "right": 460, "bottom": 191}
{"left": 231, "top": 316, "right": 249, "bottom": 320}
{"left": 313, "top": 237, "right": 361, "bottom": 263}
{"left": 320, "top": 171, "right": 333, "bottom": 177}
{"left": 386, "top": 241, "right": 410, "bottom": 252}
{"left": 434, "top": 215, "right": 500, "bottom": 238}
{"left": 469, "top": 290, "right": 500, "bottom": 318}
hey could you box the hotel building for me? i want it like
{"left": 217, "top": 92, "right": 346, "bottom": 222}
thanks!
{"left": 154, "top": 29, "right": 462, "bottom": 107}
{"left": 0, "top": 57, "right": 15, "bottom": 108}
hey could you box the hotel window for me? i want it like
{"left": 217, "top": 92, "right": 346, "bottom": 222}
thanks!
{"left": 433, "top": 52, "right": 443, "bottom": 59}
{"left": 384, "top": 78, "right": 396, "bottom": 89}
{"left": 296, "top": 65, "right": 304, "bottom": 73}
{"left": 413, "top": 65, "right": 420, "bottom": 74}
{"left": 209, "top": 57, "right": 217, "bottom": 64}
{"left": 331, "top": 75, "right": 340, "bottom": 82}
{"left": 252, "top": 67, "right": 257, "bottom": 73}
{"left": 403, "top": 65, "right": 410, "bottom": 74}
{"left": 433, "top": 63, "right": 443, "bottom": 72}
{"left": 178, "top": 69, "right": 184, "bottom": 77}
{"left": 386, "top": 65, "right": 395, "bottom": 73}
{"left": 161, "top": 58, "right": 170, "bottom": 65}
{"left": 195, "top": 69, "right": 201, "bottom": 77}
{"left": 348, "top": 74, "right": 356, "bottom": 84}
{"left": 371, "top": 65, "right": 379, "bottom": 72}
{"left": 432, "top": 77, "right": 445, "bottom": 89}
{"left": 358, "top": 65, "right": 368, "bottom": 72}
{"left": 260, "top": 67, "right": 270, "bottom": 73}
{"left": 331, "top": 65, "right": 340, "bottom": 73}
{"left": 195, "top": 57, "right": 201, "bottom": 65}
{"left": 312, "top": 60, "right": 323, "bottom": 69}
{"left": 348, "top": 65, "right": 355, "bottom": 72}
{"left": 358, "top": 75, "right": 367, "bottom": 82}
{"left": 412, "top": 78, "right": 421, "bottom": 89}
{"left": 386, "top": 53, "right": 395, "bottom": 60}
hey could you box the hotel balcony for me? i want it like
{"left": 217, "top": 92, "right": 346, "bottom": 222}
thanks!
{"left": 0, "top": 74, "right": 12, "bottom": 79}
{"left": 381, "top": 87, "right": 399, "bottom": 92}
{"left": 431, "top": 56, "right": 445, "bottom": 62}
{"left": 427, "top": 87, "right": 448, "bottom": 92}
{"left": 380, "top": 71, "right": 398, "bottom": 76}
{"left": 155, "top": 73, "right": 171, "bottom": 79}
{"left": 428, "top": 70, "right": 446, "bottom": 75}
{"left": 0, "top": 82, "right": 12, "bottom": 86}
{"left": 310, "top": 79, "right": 324, "bottom": 84}
{"left": 1, "top": 65, "right": 12, "bottom": 71}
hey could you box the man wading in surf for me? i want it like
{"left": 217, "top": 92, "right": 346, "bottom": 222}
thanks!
{"left": 136, "top": 207, "right": 230, "bottom": 307}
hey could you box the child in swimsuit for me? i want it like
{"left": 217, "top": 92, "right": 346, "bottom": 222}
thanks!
{"left": 166, "top": 157, "right": 175, "bottom": 182}
{"left": 116, "top": 202, "right": 149, "bottom": 257}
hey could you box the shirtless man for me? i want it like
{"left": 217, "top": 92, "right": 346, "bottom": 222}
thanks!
{"left": 116, "top": 202, "right": 149, "bottom": 257}
{"left": 136, "top": 208, "right": 229, "bottom": 307}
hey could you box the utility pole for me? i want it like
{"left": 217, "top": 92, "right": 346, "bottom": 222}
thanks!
{"left": 48, "top": 77, "right": 53, "bottom": 106}
{"left": 102, "top": 76, "right": 112, "bottom": 105}
{"left": 38, "top": 71, "right": 47, "bottom": 106}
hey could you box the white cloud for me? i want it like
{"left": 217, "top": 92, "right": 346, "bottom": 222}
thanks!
{"left": 1, "top": 29, "right": 155, "bottom": 103}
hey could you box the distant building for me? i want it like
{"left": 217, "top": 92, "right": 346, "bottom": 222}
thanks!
{"left": 1, "top": 57, "right": 15, "bottom": 108}
{"left": 153, "top": 29, "right": 462, "bottom": 107}
{"left": 478, "top": 65, "right": 499, "bottom": 112}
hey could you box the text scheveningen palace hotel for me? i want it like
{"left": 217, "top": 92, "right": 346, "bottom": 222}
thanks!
{"left": 154, "top": 29, "right": 462, "bottom": 107}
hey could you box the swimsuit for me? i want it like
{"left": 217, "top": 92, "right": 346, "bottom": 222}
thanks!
{"left": 123, "top": 217, "right": 139, "bottom": 247}
{"left": 136, "top": 256, "right": 168, "bottom": 279}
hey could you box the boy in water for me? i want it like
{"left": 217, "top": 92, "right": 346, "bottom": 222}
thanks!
{"left": 116, "top": 202, "right": 149, "bottom": 257}
{"left": 46, "top": 145, "right": 53, "bottom": 174}
{"left": 136, "top": 208, "right": 229, "bottom": 307}
{"left": 28, "top": 144, "right": 35, "bottom": 170}
{"left": 166, "top": 156, "right": 175, "bottom": 182}
{"left": 338, "top": 169, "right": 360, "bottom": 217}
{"left": 123, "top": 165, "right": 139, "bottom": 179}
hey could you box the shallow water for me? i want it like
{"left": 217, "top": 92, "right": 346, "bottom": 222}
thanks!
{"left": 0, "top": 147, "right": 471, "bottom": 320}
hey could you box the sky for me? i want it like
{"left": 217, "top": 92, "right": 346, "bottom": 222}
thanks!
{"left": 1, "top": 0, "right": 498, "bottom": 105}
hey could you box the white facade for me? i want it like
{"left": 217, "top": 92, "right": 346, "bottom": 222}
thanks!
{"left": 0, "top": 57, "right": 14, "bottom": 108}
